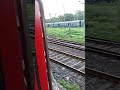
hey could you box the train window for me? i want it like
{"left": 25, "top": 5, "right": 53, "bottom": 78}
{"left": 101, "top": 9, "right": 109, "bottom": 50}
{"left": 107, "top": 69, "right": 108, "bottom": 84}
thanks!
{"left": 42, "top": 0, "right": 85, "bottom": 90}
{"left": 86, "top": 0, "right": 118, "bottom": 41}
{"left": 86, "top": 1, "right": 120, "bottom": 90}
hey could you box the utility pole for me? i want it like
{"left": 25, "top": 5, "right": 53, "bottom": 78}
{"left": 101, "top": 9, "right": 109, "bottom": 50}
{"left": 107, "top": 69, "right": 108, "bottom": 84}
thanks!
{"left": 49, "top": 13, "right": 52, "bottom": 22}
{"left": 78, "top": 0, "right": 85, "bottom": 28}
{"left": 55, "top": 14, "right": 57, "bottom": 18}
{"left": 62, "top": 4, "right": 66, "bottom": 21}
{"left": 55, "top": 14, "right": 57, "bottom": 22}
{"left": 78, "top": 0, "right": 85, "bottom": 20}
{"left": 77, "top": 12, "right": 79, "bottom": 20}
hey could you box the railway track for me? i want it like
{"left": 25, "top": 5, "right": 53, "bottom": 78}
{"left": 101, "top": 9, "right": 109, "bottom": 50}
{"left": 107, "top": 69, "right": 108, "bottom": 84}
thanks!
{"left": 47, "top": 52, "right": 120, "bottom": 90}
{"left": 29, "top": 29, "right": 85, "bottom": 51}
{"left": 86, "top": 73, "right": 120, "bottom": 90}
{"left": 46, "top": 35, "right": 120, "bottom": 89}
{"left": 48, "top": 36, "right": 84, "bottom": 45}
{"left": 30, "top": 36, "right": 85, "bottom": 59}
{"left": 48, "top": 49, "right": 85, "bottom": 76}
{"left": 86, "top": 52, "right": 120, "bottom": 89}
{"left": 86, "top": 37, "right": 120, "bottom": 89}
{"left": 29, "top": 26, "right": 85, "bottom": 50}
{"left": 29, "top": 26, "right": 85, "bottom": 77}
{"left": 29, "top": 25, "right": 120, "bottom": 89}
{"left": 86, "top": 37, "right": 120, "bottom": 59}
{"left": 86, "top": 67, "right": 120, "bottom": 83}
{"left": 31, "top": 41, "right": 85, "bottom": 89}
{"left": 31, "top": 43, "right": 85, "bottom": 76}
{"left": 48, "top": 47, "right": 83, "bottom": 59}
{"left": 48, "top": 36, "right": 85, "bottom": 51}
{"left": 86, "top": 65, "right": 120, "bottom": 90}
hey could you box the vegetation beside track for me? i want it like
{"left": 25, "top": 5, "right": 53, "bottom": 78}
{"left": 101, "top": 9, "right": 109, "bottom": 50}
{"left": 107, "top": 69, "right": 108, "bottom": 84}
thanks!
{"left": 46, "top": 27, "right": 85, "bottom": 44}
{"left": 86, "top": 2, "right": 120, "bottom": 42}
{"left": 58, "top": 79, "right": 81, "bottom": 90}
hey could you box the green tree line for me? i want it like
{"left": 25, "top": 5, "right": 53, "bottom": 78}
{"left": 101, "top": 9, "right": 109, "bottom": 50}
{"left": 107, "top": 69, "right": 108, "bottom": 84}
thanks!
{"left": 45, "top": 10, "right": 84, "bottom": 23}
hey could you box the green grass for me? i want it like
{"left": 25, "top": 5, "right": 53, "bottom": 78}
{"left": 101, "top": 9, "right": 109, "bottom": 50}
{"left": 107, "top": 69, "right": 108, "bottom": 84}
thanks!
{"left": 86, "top": 2, "right": 120, "bottom": 41}
{"left": 58, "top": 79, "right": 81, "bottom": 90}
{"left": 46, "top": 27, "right": 85, "bottom": 44}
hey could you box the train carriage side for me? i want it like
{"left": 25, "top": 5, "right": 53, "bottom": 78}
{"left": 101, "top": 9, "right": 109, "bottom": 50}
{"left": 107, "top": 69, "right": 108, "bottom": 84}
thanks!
{"left": 46, "top": 20, "right": 84, "bottom": 28}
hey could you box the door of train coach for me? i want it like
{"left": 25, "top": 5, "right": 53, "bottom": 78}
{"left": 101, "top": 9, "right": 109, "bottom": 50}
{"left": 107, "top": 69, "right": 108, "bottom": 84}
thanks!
{"left": 0, "top": 0, "right": 52, "bottom": 90}
{"left": 35, "top": 0, "right": 53, "bottom": 90}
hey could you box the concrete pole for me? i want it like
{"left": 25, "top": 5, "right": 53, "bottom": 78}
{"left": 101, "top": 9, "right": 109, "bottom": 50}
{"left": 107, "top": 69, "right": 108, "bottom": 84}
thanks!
{"left": 62, "top": 4, "right": 65, "bottom": 21}
{"left": 49, "top": 13, "right": 52, "bottom": 22}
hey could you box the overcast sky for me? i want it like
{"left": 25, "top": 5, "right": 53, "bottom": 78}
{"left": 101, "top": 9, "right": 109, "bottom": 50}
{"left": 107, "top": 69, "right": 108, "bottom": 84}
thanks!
{"left": 41, "top": 0, "right": 84, "bottom": 19}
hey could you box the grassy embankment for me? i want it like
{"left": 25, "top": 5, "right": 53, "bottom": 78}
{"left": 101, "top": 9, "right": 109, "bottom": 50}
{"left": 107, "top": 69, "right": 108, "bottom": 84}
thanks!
{"left": 58, "top": 79, "right": 81, "bottom": 90}
{"left": 46, "top": 27, "right": 85, "bottom": 44}
{"left": 27, "top": 4, "right": 85, "bottom": 44}
{"left": 86, "top": 2, "right": 120, "bottom": 41}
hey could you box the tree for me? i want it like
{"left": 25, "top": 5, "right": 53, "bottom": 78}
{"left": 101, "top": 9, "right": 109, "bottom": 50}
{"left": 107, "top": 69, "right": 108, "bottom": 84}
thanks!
{"left": 45, "top": 11, "right": 85, "bottom": 23}
{"left": 50, "top": 17, "right": 59, "bottom": 22}
{"left": 75, "top": 10, "right": 84, "bottom": 20}
{"left": 45, "top": 17, "right": 60, "bottom": 23}
{"left": 45, "top": 19, "right": 51, "bottom": 23}
{"left": 58, "top": 15, "right": 65, "bottom": 21}
{"left": 64, "top": 13, "right": 74, "bottom": 21}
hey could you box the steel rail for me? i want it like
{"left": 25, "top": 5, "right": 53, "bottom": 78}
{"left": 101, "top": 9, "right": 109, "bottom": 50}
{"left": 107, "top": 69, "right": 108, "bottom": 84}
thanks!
{"left": 86, "top": 46, "right": 120, "bottom": 59}
{"left": 50, "top": 58, "right": 85, "bottom": 76}
{"left": 86, "top": 36, "right": 120, "bottom": 45}
{"left": 86, "top": 37, "right": 120, "bottom": 59}
{"left": 86, "top": 37, "right": 120, "bottom": 83}
{"left": 32, "top": 51, "right": 85, "bottom": 76}
{"left": 48, "top": 36, "right": 84, "bottom": 45}
{"left": 48, "top": 48, "right": 85, "bottom": 60}
{"left": 29, "top": 34, "right": 85, "bottom": 52}
{"left": 86, "top": 67, "right": 120, "bottom": 83}
{"left": 48, "top": 38, "right": 85, "bottom": 51}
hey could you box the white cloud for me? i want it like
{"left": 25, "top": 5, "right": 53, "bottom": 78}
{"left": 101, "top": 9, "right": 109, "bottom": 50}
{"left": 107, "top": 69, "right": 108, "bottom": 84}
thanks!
{"left": 41, "top": 0, "right": 84, "bottom": 19}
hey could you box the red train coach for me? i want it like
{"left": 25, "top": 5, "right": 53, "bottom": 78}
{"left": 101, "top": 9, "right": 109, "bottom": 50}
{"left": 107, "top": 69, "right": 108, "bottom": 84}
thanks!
{"left": 0, "top": 0, "right": 52, "bottom": 90}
